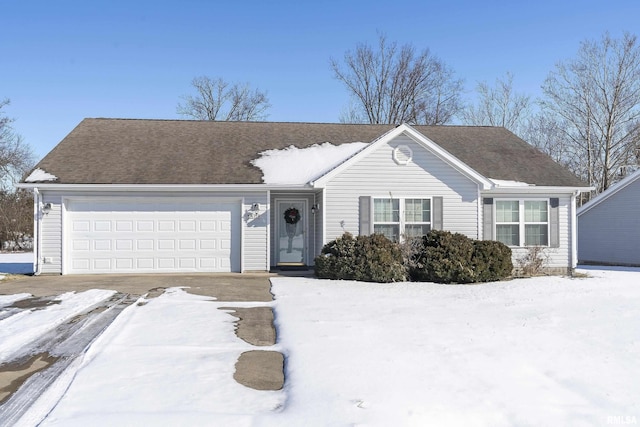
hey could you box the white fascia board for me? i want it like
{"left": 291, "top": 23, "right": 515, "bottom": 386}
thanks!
{"left": 311, "top": 123, "right": 493, "bottom": 189}
{"left": 577, "top": 169, "right": 640, "bottom": 216}
{"left": 483, "top": 186, "right": 593, "bottom": 195}
{"left": 15, "top": 183, "right": 311, "bottom": 192}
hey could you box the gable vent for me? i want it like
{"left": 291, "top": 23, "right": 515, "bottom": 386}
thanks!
{"left": 393, "top": 145, "right": 413, "bottom": 165}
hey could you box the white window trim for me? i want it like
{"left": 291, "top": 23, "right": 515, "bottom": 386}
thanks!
{"left": 372, "top": 197, "right": 432, "bottom": 241}
{"left": 494, "top": 198, "right": 550, "bottom": 247}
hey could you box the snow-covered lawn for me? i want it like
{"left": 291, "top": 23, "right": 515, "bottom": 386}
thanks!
{"left": 0, "top": 251, "right": 33, "bottom": 279}
{"left": 1, "top": 253, "right": 637, "bottom": 425}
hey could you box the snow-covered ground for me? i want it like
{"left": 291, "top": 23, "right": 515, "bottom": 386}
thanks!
{"left": 0, "top": 252, "right": 33, "bottom": 279}
{"left": 1, "top": 250, "right": 638, "bottom": 426}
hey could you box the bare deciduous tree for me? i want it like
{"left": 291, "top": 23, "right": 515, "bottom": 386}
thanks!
{"left": 331, "top": 33, "right": 463, "bottom": 125}
{"left": 540, "top": 32, "right": 640, "bottom": 195}
{"left": 177, "top": 76, "right": 271, "bottom": 121}
{"left": 460, "top": 72, "right": 531, "bottom": 137}
{"left": 0, "top": 100, "right": 34, "bottom": 250}
{"left": 0, "top": 189, "right": 33, "bottom": 251}
{"left": 1, "top": 99, "right": 33, "bottom": 190}
{"left": 524, "top": 113, "right": 574, "bottom": 166}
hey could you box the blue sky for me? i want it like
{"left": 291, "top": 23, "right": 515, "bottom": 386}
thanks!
{"left": 2, "top": 0, "right": 639, "bottom": 159}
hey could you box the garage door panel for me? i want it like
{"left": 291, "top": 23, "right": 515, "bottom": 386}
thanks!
{"left": 137, "top": 240, "right": 154, "bottom": 250}
{"left": 137, "top": 258, "right": 154, "bottom": 269}
{"left": 94, "top": 240, "right": 111, "bottom": 251}
{"left": 95, "top": 221, "right": 111, "bottom": 232}
{"left": 116, "top": 240, "right": 133, "bottom": 250}
{"left": 93, "top": 259, "right": 111, "bottom": 270}
{"left": 137, "top": 221, "right": 154, "bottom": 232}
{"left": 73, "top": 221, "right": 90, "bottom": 232}
{"left": 66, "top": 199, "right": 240, "bottom": 274}
{"left": 158, "top": 221, "right": 175, "bottom": 232}
{"left": 158, "top": 240, "right": 175, "bottom": 250}
{"left": 116, "top": 221, "right": 133, "bottom": 232}
{"left": 179, "top": 240, "right": 196, "bottom": 250}
{"left": 200, "top": 239, "right": 216, "bottom": 250}
{"left": 179, "top": 221, "right": 196, "bottom": 231}
{"left": 72, "top": 259, "right": 90, "bottom": 271}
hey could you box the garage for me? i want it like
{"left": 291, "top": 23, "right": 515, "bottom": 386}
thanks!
{"left": 64, "top": 198, "right": 241, "bottom": 274}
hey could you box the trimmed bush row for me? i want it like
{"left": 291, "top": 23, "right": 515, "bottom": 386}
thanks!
{"left": 314, "top": 230, "right": 512, "bottom": 284}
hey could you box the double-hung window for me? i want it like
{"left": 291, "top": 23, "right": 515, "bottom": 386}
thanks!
{"left": 495, "top": 199, "right": 549, "bottom": 246}
{"left": 373, "top": 198, "right": 431, "bottom": 241}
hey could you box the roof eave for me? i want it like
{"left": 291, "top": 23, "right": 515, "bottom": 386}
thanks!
{"left": 15, "top": 183, "right": 315, "bottom": 192}
{"left": 483, "top": 186, "right": 594, "bottom": 194}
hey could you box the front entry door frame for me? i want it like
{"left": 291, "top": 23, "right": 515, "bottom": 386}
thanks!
{"left": 275, "top": 198, "right": 308, "bottom": 266}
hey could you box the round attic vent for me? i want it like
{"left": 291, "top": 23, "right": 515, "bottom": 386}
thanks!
{"left": 393, "top": 145, "right": 413, "bottom": 165}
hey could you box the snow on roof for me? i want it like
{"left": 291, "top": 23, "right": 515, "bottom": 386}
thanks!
{"left": 25, "top": 168, "right": 58, "bottom": 183}
{"left": 490, "top": 178, "right": 532, "bottom": 187}
{"left": 251, "top": 142, "right": 368, "bottom": 185}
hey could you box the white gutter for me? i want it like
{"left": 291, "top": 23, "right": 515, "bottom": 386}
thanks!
{"left": 483, "top": 186, "right": 594, "bottom": 195}
{"left": 15, "top": 183, "right": 313, "bottom": 191}
{"left": 33, "top": 188, "right": 42, "bottom": 275}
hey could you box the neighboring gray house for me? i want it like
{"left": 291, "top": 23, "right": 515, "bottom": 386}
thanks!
{"left": 578, "top": 170, "right": 640, "bottom": 266}
{"left": 18, "top": 119, "right": 589, "bottom": 275}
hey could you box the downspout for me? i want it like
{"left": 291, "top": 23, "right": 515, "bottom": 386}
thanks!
{"left": 477, "top": 186, "right": 482, "bottom": 239}
{"left": 570, "top": 190, "right": 580, "bottom": 271}
{"left": 266, "top": 190, "right": 271, "bottom": 271}
{"left": 33, "top": 188, "right": 42, "bottom": 275}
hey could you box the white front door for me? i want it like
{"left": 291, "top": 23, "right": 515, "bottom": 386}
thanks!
{"left": 276, "top": 199, "right": 307, "bottom": 265}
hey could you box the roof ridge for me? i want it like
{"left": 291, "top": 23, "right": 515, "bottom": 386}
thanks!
{"left": 84, "top": 118, "right": 507, "bottom": 129}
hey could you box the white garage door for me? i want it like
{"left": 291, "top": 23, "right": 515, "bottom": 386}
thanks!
{"left": 65, "top": 199, "right": 241, "bottom": 274}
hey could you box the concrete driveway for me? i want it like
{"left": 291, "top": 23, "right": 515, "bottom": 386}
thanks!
{"left": 0, "top": 273, "right": 275, "bottom": 301}
{"left": 0, "top": 273, "right": 284, "bottom": 424}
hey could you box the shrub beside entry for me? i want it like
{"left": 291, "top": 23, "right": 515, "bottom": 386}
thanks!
{"left": 315, "top": 230, "right": 512, "bottom": 284}
{"left": 314, "top": 233, "right": 406, "bottom": 283}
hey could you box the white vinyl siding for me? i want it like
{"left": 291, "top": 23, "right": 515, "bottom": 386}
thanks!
{"left": 242, "top": 193, "right": 269, "bottom": 271}
{"left": 324, "top": 134, "right": 480, "bottom": 244}
{"left": 40, "top": 194, "right": 63, "bottom": 274}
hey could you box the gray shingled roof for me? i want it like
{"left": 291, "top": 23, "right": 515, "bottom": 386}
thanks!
{"left": 27, "top": 118, "right": 585, "bottom": 187}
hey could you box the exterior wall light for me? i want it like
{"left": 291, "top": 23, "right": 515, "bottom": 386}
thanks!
{"left": 246, "top": 203, "right": 261, "bottom": 220}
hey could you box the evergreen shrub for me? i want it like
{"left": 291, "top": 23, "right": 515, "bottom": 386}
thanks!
{"left": 314, "top": 232, "right": 406, "bottom": 283}
{"left": 409, "top": 230, "right": 475, "bottom": 283}
{"left": 472, "top": 240, "right": 513, "bottom": 282}
{"left": 409, "top": 230, "right": 513, "bottom": 283}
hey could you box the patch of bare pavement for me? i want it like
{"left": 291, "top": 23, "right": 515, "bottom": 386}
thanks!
{"left": 0, "top": 273, "right": 284, "bottom": 424}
